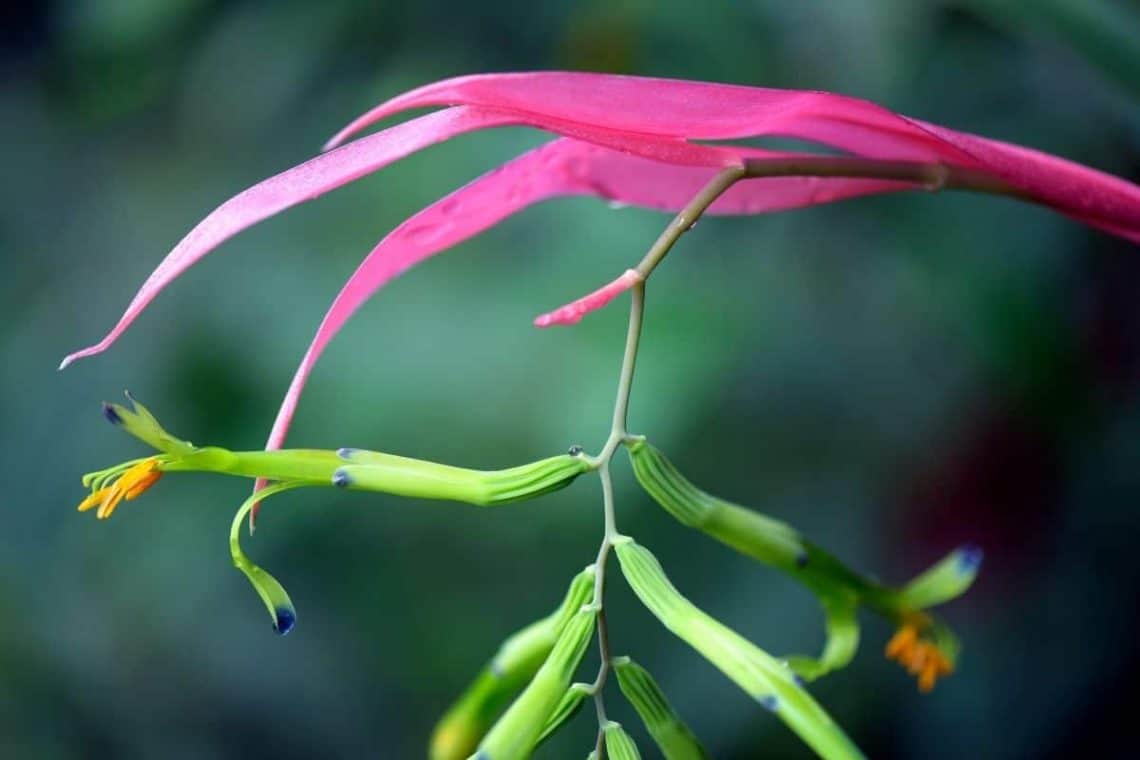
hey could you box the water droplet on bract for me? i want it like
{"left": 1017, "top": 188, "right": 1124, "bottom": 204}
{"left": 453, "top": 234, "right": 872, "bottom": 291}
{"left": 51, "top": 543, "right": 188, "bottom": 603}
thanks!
{"left": 607, "top": 200, "right": 629, "bottom": 211}
{"left": 567, "top": 445, "right": 584, "bottom": 456}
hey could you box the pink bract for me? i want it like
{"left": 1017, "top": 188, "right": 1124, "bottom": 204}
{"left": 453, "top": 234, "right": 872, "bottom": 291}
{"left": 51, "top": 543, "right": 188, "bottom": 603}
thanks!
{"left": 258, "top": 137, "right": 909, "bottom": 458}
{"left": 534, "top": 269, "right": 644, "bottom": 328}
{"left": 326, "top": 72, "right": 1140, "bottom": 241}
{"left": 60, "top": 72, "right": 1140, "bottom": 528}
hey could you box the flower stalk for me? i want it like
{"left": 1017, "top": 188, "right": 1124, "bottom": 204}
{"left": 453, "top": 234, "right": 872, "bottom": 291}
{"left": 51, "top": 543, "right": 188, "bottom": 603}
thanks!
{"left": 84, "top": 71, "right": 1140, "bottom": 757}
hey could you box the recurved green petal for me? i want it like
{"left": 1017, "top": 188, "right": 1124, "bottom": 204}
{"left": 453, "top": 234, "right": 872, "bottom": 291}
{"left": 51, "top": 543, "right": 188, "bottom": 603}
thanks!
{"left": 784, "top": 595, "right": 860, "bottom": 682}
{"left": 103, "top": 392, "right": 195, "bottom": 455}
{"left": 229, "top": 481, "right": 306, "bottom": 634}
{"left": 896, "top": 545, "right": 983, "bottom": 610}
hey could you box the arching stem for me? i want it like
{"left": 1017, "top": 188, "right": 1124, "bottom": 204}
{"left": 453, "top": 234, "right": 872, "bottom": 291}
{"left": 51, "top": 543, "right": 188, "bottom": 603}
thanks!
{"left": 584, "top": 155, "right": 1018, "bottom": 756}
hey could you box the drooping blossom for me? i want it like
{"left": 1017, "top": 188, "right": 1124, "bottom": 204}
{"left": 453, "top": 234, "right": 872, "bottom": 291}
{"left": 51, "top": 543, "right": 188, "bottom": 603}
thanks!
{"left": 60, "top": 73, "right": 1140, "bottom": 519}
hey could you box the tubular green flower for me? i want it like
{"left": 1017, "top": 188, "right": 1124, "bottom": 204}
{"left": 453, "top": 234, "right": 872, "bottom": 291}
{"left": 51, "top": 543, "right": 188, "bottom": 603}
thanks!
{"left": 79, "top": 395, "right": 589, "bottom": 520}
{"left": 626, "top": 438, "right": 979, "bottom": 690}
{"left": 614, "top": 537, "right": 864, "bottom": 760}
{"left": 474, "top": 607, "right": 596, "bottom": 760}
{"left": 612, "top": 657, "right": 708, "bottom": 760}
{"left": 430, "top": 567, "right": 594, "bottom": 760}
{"left": 534, "top": 683, "right": 590, "bottom": 748}
{"left": 603, "top": 722, "right": 643, "bottom": 760}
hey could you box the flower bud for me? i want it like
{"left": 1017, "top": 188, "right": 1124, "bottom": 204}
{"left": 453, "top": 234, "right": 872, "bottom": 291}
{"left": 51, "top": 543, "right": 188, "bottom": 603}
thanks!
{"left": 614, "top": 538, "right": 864, "bottom": 760}
{"left": 475, "top": 606, "right": 596, "bottom": 759}
{"left": 430, "top": 567, "right": 594, "bottom": 760}
{"left": 603, "top": 722, "right": 643, "bottom": 760}
{"left": 612, "top": 657, "right": 708, "bottom": 760}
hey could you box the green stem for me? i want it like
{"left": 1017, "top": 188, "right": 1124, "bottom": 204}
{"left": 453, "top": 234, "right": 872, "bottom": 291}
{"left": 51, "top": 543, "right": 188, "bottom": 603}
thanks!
{"left": 582, "top": 152, "right": 1008, "bottom": 754}
{"left": 586, "top": 282, "right": 646, "bottom": 758}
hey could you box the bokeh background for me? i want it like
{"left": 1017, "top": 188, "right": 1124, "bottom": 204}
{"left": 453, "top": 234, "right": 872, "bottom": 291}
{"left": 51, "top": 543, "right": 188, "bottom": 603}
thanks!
{"left": 3, "top": 1, "right": 1140, "bottom": 757}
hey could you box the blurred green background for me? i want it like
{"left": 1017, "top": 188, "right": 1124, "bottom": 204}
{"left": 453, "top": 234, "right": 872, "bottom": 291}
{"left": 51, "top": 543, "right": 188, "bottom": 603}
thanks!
{"left": 3, "top": 0, "right": 1140, "bottom": 757}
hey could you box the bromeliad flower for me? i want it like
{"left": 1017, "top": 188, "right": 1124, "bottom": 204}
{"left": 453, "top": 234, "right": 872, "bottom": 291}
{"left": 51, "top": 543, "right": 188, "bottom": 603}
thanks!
{"left": 885, "top": 623, "right": 955, "bottom": 694}
{"left": 77, "top": 455, "right": 163, "bottom": 520}
{"left": 75, "top": 395, "right": 979, "bottom": 757}
{"left": 78, "top": 393, "right": 591, "bottom": 634}
{"left": 59, "top": 73, "right": 1140, "bottom": 486}
{"left": 66, "top": 71, "right": 1140, "bottom": 759}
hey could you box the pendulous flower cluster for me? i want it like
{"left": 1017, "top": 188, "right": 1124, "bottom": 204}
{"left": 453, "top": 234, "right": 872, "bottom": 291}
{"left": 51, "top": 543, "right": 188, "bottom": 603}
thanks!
{"left": 65, "top": 72, "right": 1140, "bottom": 759}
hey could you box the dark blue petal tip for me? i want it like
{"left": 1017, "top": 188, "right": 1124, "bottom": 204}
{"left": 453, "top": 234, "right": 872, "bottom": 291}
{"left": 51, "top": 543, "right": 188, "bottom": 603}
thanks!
{"left": 759, "top": 695, "right": 779, "bottom": 712}
{"left": 336, "top": 448, "right": 357, "bottom": 461}
{"left": 957, "top": 544, "right": 984, "bottom": 575}
{"left": 332, "top": 468, "right": 352, "bottom": 488}
{"left": 102, "top": 403, "right": 122, "bottom": 425}
{"left": 273, "top": 606, "right": 296, "bottom": 636}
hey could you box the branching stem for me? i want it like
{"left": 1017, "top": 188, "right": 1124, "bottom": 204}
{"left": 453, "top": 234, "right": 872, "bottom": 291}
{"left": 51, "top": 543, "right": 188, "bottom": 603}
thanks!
{"left": 583, "top": 154, "right": 1020, "bottom": 756}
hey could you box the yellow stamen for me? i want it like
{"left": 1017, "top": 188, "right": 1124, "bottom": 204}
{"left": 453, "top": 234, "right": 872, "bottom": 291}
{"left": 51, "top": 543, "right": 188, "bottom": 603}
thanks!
{"left": 76, "top": 457, "right": 163, "bottom": 520}
{"left": 77, "top": 489, "right": 110, "bottom": 512}
{"left": 885, "top": 624, "right": 954, "bottom": 693}
{"left": 96, "top": 488, "right": 126, "bottom": 520}
{"left": 124, "top": 470, "right": 162, "bottom": 500}
{"left": 885, "top": 625, "right": 918, "bottom": 659}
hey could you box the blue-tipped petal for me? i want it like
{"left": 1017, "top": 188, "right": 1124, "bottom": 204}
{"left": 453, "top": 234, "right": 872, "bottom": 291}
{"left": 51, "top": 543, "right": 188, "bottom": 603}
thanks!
{"left": 332, "top": 468, "right": 352, "bottom": 488}
{"left": 274, "top": 606, "right": 297, "bottom": 636}
{"left": 956, "top": 544, "right": 984, "bottom": 575}
{"left": 897, "top": 543, "right": 984, "bottom": 609}
{"left": 236, "top": 559, "right": 297, "bottom": 636}
{"left": 102, "top": 403, "right": 122, "bottom": 425}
